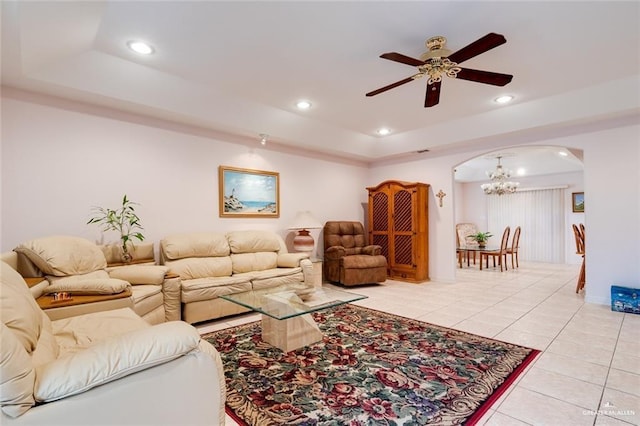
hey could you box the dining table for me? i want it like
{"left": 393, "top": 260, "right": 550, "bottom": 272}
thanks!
{"left": 457, "top": 246, "right": 500, "bottom": 269}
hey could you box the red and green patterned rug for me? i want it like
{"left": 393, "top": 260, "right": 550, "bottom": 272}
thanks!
{"left": 203, "top": 304, "right": 539, "bottom": 426}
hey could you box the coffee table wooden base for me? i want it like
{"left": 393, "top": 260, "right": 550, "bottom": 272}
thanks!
{"left": 261, "top": 313, "right": 323, "bottom": 352}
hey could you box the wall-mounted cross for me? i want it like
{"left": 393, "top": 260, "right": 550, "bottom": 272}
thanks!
{"left": 436, "top": 189, "right": 446, "bottom": 207}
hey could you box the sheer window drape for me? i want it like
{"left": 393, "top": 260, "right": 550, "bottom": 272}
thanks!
{"left": 487, "top": 188, "right": 565, "bottom": 263}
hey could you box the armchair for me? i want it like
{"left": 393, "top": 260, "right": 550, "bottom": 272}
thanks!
{"left": 323, "top": 221, "right": 387, "bottom": 286}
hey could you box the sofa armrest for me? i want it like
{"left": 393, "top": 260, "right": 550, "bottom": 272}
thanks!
{"left": 362, "top": 245, "right": 382, "bottom": 256}
{"left": 324, "top": 246, "right": 346, "bottom": 260}
{"left": 108, "top": 266, "right": 181, "bottom": 322}
{"left": 277, "top": 252, "right": 310, "bottom": 268}
{"left": 161, "top": 275, "right": 181, "bottom": 321}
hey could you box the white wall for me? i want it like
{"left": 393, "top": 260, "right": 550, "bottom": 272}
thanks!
{"left": 2, "top": 90, "right": 638, "bottom": 306}
{"left": 0, "top": 93, "right": 368, "bottom": 260}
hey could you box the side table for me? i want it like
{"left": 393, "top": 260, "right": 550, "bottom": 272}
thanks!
{"left": 310, "top": 258, "right": 323, "bottom": 288}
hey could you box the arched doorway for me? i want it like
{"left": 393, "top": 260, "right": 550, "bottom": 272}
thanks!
{"left": 453, "top": 145, "right": 584, "bottom": 272}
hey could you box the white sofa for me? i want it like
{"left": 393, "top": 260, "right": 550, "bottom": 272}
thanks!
{"left": 0, "top": 261, "right": 226, "bottom": 425}
{"left": 5, "top": 236, "right": 181, "bottom": 324}
{"left": 160, "top": 230, "right": 314, "bottom": 324}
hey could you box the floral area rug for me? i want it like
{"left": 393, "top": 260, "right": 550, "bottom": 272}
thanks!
{"left": 203, "top": 304, "right": 539, "bottom": 426}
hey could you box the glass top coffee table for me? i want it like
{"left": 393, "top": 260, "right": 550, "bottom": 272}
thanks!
{"left": 221, "top": 287, "right": 367, "bottom": 352}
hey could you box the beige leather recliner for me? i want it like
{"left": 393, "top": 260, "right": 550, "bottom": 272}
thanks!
{"left": 7, "top": 236, "right": 180, "bottom": 324}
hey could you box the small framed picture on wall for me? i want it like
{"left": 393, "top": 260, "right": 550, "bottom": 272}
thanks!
{"left": 572, "top": 192, "right": 584, "bottom": 213}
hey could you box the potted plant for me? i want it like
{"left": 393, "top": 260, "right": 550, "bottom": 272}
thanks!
{"left": 470, "top": 231, "right": 493, "bottom": 248}
{"left": 87, "top": 195, "right": 145, "bottom": 263}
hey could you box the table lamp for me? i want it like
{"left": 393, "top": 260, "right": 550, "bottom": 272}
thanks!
{"left": 288, "top": 211, "right": 322, "bottom": 253}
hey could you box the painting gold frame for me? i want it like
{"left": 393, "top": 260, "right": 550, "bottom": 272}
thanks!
{"left": 218, "top": 166, "right": 280, "bottom": 218}
{"left": 572, "top": 192, "right": 584, "bottom": 213}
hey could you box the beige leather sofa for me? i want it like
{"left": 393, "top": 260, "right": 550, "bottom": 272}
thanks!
{"left": 4, "top": 236, "right": 180, "bottom": 324}
{"left": 160, "top": 230, "right": 314, "bottom": 324}
{"left": 0, "top": 261, "right": 226, "bottom": 425}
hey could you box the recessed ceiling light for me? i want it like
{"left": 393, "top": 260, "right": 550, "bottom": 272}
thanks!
{"left": 127, "top": 41, "right": 154, "bottom": 55}
{"left": 296, "top": 100, "right": 312, "bottom": 110}
{"left": 494, "top": 95, "right": 514, "bottom": 104}
{"left": 376, "top": 128, "right": 391, "bottom": 136}
{"left": 558, "top": 151, "right": 569, "bottom": 157}
{"left": 517, "top": 167, "right": 526, "bottom": 176}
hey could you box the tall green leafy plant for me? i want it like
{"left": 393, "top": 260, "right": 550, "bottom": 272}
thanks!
{"left": 87, "top": 195, "right": 145, "bottom": 262}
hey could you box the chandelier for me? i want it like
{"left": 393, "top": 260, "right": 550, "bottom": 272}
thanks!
{"left": 480, "top": 156, "right": 519, "bottom": 195}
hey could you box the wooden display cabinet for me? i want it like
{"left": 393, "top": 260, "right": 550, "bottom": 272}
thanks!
{"left": 367, "top": 180, "right": 430, "bottom": 282}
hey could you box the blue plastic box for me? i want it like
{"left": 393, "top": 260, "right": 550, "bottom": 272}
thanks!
{"left": 611, "top": 285, "right": 640, "bottom": 314}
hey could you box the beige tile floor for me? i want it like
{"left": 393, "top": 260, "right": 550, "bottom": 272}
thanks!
{"left": 197, "top": 261, "right": 640, "bottom": 426}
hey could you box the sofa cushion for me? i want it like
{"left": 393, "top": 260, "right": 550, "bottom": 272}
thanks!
{"left": 166, "top": 257, "right": 232, "bottom": 280}
{"left": 14, "top": 236, "right": 107, "bottom": 277}
{"left": 227, "top": 230, "right": 281, "bottom": 254}
{"left": 0, "top": 262, "right": 43, "bottom": 353}
{"left": 231, "top": 252, "right": 278, "bottom": 274}
{"left": 161, "top": 232, "right": 229, "bottom": 260}
{"left": 43, "top": 278, "right": 130, "bottom": 295}
{"left": 53, "top": 308, "right": 148, "bottom": 355}
{"left": 108, "top": 265, "right": 169, "bottom": 285}
{"left": 0, "top": 323, "right": 36, "bottom": 418}
{"left": 181, "top": 277, "right": 251, "bottom": 303}
{"left": 34, "top": 321, "right": 201, "bottom": 403}
{"left": 277, "top": 253, "right": 308, "bottom": 268}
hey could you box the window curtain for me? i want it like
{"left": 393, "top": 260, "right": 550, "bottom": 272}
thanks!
{"left": 487, "top": 188, "right": 565, "bottom": 263}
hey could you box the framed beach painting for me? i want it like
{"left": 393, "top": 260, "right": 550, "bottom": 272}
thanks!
{"left": 218, "top": 166, "right": 280, "bottom": 217}
{"left": 572, "top": 192, "right": 584, "bottom": 213}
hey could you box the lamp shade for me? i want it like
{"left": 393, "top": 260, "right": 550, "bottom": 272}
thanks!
{"left": 288, "top": 211, "right": 322, "bottom": 230}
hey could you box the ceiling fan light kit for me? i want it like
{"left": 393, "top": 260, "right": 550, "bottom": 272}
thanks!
{"left": 366, "top": 33, "right": 513, "bottom": 108}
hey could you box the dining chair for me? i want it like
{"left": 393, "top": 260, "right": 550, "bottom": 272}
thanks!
{"left": 505, "top": 226, "right": 521, "bottom": 269}
{"left": 573, "top": 224, "right": 586, "bottom": 292}
{"left": 480, "top": 226, "right": 510, "bottom": 271}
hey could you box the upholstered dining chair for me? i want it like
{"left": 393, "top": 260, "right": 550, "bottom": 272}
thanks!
{"left": 455, "top": 223, "right": 479, "bottom": 267}
{"left": 480, "top": 226, "right": 510, "bottom": 271}
{"left": 572, "top": 224, "right": 586, "bottom": 292}
{"left": 505, "top": 226, "right": 521, "bottom": 269}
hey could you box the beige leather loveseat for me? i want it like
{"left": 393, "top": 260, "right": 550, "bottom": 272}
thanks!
{"left": 0, "top": 261, "right": 226, "bottom": 425}
{"left": 160, "top": 230, "right": 314, "bottom": 324}
{"left": 4, "top": 236, "right": 180, "bottom": 324}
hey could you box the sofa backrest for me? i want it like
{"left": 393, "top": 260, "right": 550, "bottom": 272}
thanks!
{"left": 323, "top": 221, "right": 367, "bottom": 256}
{"left": 159, "top": 231, "right": 290, "bottom": 278}
{"left": 160, "top": 232, "right": 231, "bottom": 280}
{"left": 227, "top": 231, "right": 284, "bottom": 274}
{"left": 14, "top": 236, "right": 107, "bottom": 277}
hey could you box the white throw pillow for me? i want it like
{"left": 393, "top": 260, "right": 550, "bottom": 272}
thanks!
{"left": 34, "top": 321, "right": 201, "bottom": 402}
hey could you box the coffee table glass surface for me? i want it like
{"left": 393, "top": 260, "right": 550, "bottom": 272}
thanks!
{"left": 220, "top": 286, "right": 367, "bottom": 320}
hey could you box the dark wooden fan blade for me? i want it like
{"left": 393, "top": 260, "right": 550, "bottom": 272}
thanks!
{"left": 447, "top": 33, "right": 507, "bottom": 65}
{"left": 424, "top": 81, "right": 441, "bottom": 107}
{"left": 366, "top": 76, "right": 416, "bottom": 97}
{"left": 380, "top": 52, "right": 425, "bottom": 67}
{"left": 455, "top": 68, "right": 513, "bottom": 86}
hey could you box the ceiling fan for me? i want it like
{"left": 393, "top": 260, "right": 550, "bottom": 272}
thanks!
{"left": 366, "top": 33, "right": 513, "bottom": 107}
